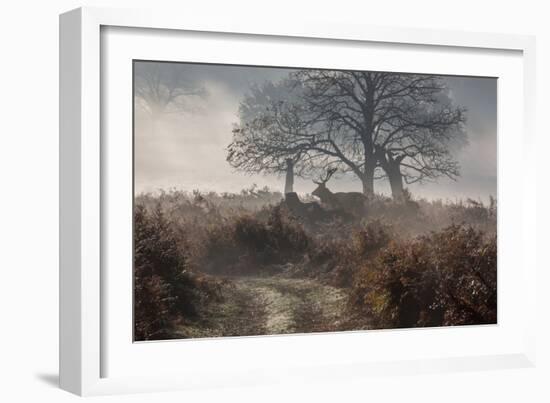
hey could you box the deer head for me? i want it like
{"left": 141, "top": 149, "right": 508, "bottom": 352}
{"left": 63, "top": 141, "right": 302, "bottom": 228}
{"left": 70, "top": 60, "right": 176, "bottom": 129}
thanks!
{"left": 312, "top": 167, "right": 337, "bottom": 200}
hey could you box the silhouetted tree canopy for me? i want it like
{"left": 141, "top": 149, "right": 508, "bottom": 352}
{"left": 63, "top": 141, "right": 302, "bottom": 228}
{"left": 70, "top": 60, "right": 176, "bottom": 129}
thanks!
{"left": 227, "top": 70, "right": 466, "bottom": 198}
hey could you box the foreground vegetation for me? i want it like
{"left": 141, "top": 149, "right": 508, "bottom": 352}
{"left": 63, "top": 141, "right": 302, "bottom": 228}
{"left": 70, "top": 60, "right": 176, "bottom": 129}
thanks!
{"left": 134, "top": 187, "right": 497, "bottom": 340}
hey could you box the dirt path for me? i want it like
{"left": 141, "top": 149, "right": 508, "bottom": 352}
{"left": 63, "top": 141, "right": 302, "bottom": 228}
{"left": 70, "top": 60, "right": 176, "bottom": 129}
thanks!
{"left": 173, "top": 276, "right": 348, "bottom": 338}
{"left": 233, "top": 277, "right": 347, "bottom": 334}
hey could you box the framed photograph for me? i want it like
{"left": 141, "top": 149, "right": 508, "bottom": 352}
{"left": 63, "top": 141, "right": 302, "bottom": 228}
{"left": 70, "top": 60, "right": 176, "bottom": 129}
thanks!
{"left": 60, "top": 7, "right": 537, "bottom": 396}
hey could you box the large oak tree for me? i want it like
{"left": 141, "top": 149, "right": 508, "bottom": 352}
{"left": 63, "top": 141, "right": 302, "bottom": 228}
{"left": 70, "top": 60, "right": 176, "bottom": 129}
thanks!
{"left": 227, "top": 70, "right": 466, "bottom": 198}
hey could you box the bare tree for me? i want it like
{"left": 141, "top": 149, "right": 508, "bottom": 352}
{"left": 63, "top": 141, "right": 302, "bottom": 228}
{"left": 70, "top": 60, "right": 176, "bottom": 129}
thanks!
{"left": 227, "top": 71, "right": 466, "bottom": 198}
{"left": 227, "top": 79, "right": 335, "bottom": 194}
{"left": 134, "top": 62, "right": 206, "bottom": 120}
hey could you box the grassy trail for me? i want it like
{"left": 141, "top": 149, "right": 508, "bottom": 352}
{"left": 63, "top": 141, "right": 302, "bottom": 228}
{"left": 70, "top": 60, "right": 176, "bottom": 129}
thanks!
{"left": 173, "top": 275, "right": 347, "bottom": 338}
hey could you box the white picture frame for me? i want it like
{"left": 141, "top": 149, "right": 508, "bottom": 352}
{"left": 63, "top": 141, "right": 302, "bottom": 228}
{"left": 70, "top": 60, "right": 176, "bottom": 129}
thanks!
{"left": 60, "top": 6, "right": 537, "bottom": 396}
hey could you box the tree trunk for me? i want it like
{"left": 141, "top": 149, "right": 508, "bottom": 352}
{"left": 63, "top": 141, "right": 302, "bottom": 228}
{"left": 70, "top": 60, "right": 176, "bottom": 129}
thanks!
{"left": 284, "top": 159, "right": 294, "bottom": 194}
{"left": 361, "top": 161, "right": 376, "bottom": 195}
{"left": 375, "top": 147, "right": 405, "bottom": 201}
{"left": 388, "top": 168, "right": 404, "bottom": 200}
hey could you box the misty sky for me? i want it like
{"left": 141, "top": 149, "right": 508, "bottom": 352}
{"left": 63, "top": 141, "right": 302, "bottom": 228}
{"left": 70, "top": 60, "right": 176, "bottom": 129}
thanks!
{"left": 134, "top": 61, "right": 497, "bottom": 202}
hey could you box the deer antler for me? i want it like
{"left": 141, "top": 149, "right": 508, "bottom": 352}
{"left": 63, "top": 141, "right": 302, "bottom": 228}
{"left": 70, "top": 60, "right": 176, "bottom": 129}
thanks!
{"left": 325, "top": 167, "right": 337, "bottom": 181}
{"left": 314, "top": 167, "right": 337, "bottom": 184}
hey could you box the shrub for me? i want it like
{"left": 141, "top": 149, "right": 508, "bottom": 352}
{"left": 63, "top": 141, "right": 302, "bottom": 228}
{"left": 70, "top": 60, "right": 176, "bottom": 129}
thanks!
{"left": 352, "top": 220, "right": 393, "bottom": 258}
{"left": 350, "top": 225, "right": 497, "bottom": 328}
{"left": 265, "top": 205, "right": 309, "bottom": 259}
{"left": 296, "top": 220, "right": 393, "bottom": 288}
{"left": 365, "top": 192, "right": 497, "bottom": 237}
{"left": 329, "top": 221, "right": 392, "bottom": 287}
{"left": 197, "top": 205, "right": 309, "bottom": 274}
{"left": 134, "top": 204, "right": 221, "bottom": 340}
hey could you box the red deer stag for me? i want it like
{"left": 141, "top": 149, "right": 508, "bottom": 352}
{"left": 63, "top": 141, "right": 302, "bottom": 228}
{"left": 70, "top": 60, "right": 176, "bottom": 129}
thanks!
{"left": 312, "top": 168, "right": 367, "bottom": 217}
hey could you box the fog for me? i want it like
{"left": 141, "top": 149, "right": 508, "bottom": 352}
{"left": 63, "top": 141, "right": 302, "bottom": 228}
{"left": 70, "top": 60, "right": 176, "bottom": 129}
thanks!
{"left": 134, "top": 61, "right": 497, "bottom": 202}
